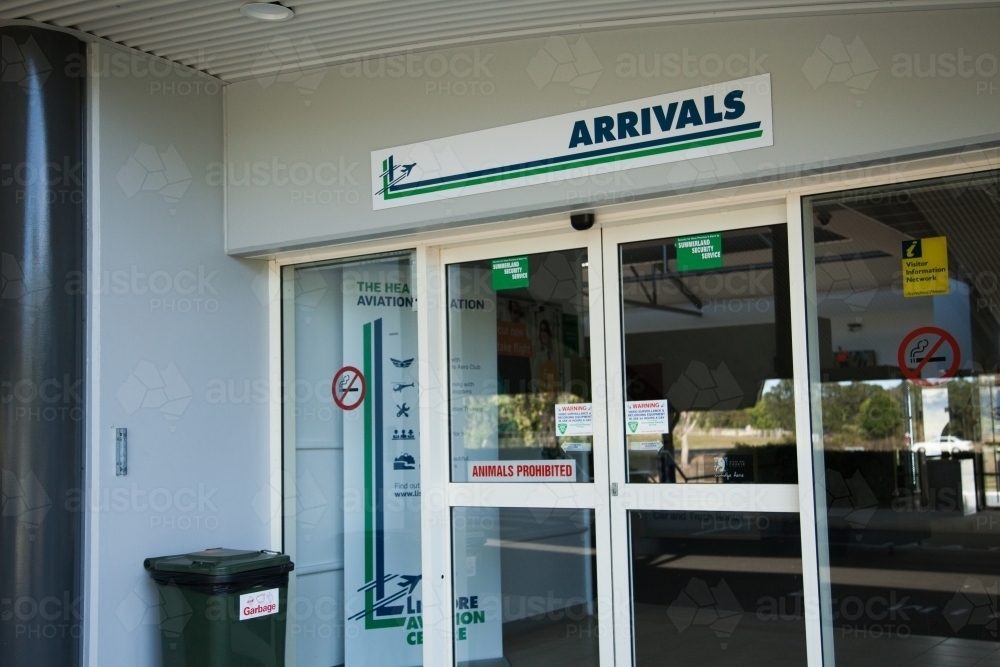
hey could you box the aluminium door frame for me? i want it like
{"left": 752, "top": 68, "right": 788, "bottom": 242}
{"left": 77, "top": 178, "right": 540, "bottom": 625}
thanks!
{"left": 421, "top": 227, "right": 616, "bottom": 667}
{"left": 599, "top": 201, "right": 824, "bottom": 667}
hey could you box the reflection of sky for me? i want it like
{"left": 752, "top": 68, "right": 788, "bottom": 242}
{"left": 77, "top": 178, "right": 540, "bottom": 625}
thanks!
{"left": 761, "top": 378, "right": 905, "bottom": 396}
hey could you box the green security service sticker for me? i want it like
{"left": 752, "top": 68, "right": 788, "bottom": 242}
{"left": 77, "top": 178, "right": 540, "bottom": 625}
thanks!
{"left": 491, "top": 256, "right": 529, "bottom": 290}
{"left": 675, "top": 233, "right": 722, "bottom": 272}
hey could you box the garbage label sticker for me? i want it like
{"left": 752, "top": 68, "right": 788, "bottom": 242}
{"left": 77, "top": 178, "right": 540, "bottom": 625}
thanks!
{"left": 555, "top": 403, "right": 593, "bottom": 436}
{"left": 625, "top": 400, "right": 670, "bottom": 434}
{"left": 902, "top": 237, "right": 949, "bottom": 297}
{"left": 240, "top": 588, "right": 279, "bottom": 621}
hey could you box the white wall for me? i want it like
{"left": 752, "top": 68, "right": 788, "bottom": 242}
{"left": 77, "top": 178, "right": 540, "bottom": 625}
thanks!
{"left": 225, "top": 7, "right": 1000, "bottom": 255}
{"left": 87, "top": 44, "right": 271, "bottom": 667}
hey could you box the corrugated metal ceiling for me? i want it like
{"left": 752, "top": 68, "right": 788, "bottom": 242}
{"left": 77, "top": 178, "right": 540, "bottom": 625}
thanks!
{"left": 1, "top": 0, "right": 995, "bottom": 82}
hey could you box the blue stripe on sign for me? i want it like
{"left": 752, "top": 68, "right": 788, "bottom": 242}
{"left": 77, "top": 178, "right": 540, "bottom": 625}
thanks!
{"left": 389, "top": 122, "right": 762, "bottom": 192}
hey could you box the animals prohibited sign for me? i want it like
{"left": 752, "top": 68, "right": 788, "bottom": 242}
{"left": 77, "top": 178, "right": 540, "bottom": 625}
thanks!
{"left": 897, "top": 326, "right": 961, "bottom": 386}
{"left": 332, "top": 366, "right": 366, "bottom": 410}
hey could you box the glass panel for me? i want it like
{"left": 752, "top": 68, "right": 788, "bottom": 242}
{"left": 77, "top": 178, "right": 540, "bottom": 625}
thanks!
{"left": 630, "top": 510, "right": 806, "bottom": 666}
{"left": 448, "top": 249, "right": 593, "bottom": 482}
{"left": 619, "top": 225, "right": 797, "bottom": 484}
{"left": 284, "top": 252, "right": 422, "bottom": 667}
{"left": 805, "top": 170, "right": 1000, "bottom": 666}
{"left": 452, "top": 507, "right": 599, "bottom": 667}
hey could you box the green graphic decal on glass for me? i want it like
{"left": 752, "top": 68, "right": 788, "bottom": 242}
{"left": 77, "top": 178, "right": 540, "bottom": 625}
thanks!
{"left": 675, "top": 233, "right": 723, "bottom": 272}
{"left": 357, "top": 319, "right": 407, "bottom": 630}
{"left": 491, "top": 256, "right": 529, "bottom": 291}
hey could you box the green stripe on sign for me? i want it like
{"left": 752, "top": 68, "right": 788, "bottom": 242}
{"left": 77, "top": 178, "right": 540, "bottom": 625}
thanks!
{"left": 384, "top": 130, "right": 763, "bottom": 199}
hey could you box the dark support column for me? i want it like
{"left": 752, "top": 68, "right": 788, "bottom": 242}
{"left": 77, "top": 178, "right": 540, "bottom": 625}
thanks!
{"left": 0, "top": 27, "right": 85, "bottom": 667}
{"left": 771, "top": 224, "right": 794, "bottom": 379}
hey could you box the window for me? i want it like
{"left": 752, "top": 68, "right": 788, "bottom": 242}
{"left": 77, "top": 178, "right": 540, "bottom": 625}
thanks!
{"left": 283, "top": 252, "right": 423, "bottom": 667}
{"left": 805, "top": 170, "right": 1000, "bottom": 666}
{"left": 619, "top": 225, "right": 797, "bottom": 484}
{"left": 448, "top": 249, "right": 595, "bottom": 482}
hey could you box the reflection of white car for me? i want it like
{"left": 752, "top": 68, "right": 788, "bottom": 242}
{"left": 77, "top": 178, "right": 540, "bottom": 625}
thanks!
{"left": 912, "top": 435, "right": 973, "bottom": 457}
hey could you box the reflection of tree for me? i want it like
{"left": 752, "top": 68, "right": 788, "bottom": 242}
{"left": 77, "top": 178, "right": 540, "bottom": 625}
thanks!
{"left": 821, "top": 382, "right": 905, "bottom": 449}
{"left": 944, "top": 379, "right": 980, "bottom": 441}
{"left": 676, "top": 412, "right": 698, "bottom": 465}
{"left": 750, "top": 380, "right": 795, "bottom": 431}
{"left": 458, "top": 392, "right": 585, "bottom": 452}
{"left": 859, "top": 392, "right": 901, "bottom": 438}
{"left": 459, "top": 395, "right": 501, "bottom": 451}
{"left": 694, "top": 380, "right": 796, "bottom": 433}
{"left": 498, "top": 392, "right": 583, "bottom": 451}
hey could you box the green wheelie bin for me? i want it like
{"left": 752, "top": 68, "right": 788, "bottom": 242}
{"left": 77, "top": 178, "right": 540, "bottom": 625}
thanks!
{"left": 145, "top": 548, "right": 294, "bottom": 667}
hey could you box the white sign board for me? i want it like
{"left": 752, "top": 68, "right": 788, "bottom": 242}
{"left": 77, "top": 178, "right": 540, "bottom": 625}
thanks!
{"left": 625, "top": 399, "right": 670, "bottom": 435}
{"left": 468, "top": 460, "right": 577, "bottom": 482}
{"left": 343, "top": 266, "right": 424, "bottom": 666}
{"left": 555, "top": 403, "right": 593, "bottom": 436}
{"left": 372, "top": 74, "right": 773, "bottom": 209}
{"left": 630, "top": 441, "right": 663, "bottom": 451}
{"left": 239, "top": 588, "right": 279, "bottom": 621}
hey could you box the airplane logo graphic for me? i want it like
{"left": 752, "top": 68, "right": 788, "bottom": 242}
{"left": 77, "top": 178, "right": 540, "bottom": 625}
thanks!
{"left": 375, "top": 160, "right": 416, "bottom": 196}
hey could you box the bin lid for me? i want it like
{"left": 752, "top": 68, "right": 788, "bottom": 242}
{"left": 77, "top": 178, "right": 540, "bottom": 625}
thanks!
{"left": 145, "top": 548, "right": 292, "bottom": 576}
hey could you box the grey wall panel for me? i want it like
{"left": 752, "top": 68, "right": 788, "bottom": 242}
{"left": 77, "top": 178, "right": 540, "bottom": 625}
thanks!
{"left": 92, "top": 44, "right": 270, "bottom": 666}
{"left": 224, "top": 7, "right": 1000, "bottom": 254}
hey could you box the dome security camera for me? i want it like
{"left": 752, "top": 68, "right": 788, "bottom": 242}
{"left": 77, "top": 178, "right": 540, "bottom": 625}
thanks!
{"left": 570, "top": 213, "right": 595, "bottom": 231}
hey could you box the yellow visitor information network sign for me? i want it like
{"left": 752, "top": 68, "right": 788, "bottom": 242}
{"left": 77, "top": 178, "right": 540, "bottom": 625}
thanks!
{"left": 902, "top": 237, "right": 949, "bottom": 298}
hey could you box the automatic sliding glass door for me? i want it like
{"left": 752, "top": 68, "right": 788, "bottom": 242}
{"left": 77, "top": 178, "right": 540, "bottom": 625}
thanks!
{"left": 603, "top": 206, "right": 810, "bottom": 667}
{"left": 440, "top": 230, "right": 614, "bottom": 667}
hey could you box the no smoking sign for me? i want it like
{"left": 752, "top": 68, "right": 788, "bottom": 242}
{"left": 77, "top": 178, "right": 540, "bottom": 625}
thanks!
{"left": 332, "top": 366, "right": 366, "bottom": 410}
{"left": 897, "top": 326, "right": 960, "bottom": 386}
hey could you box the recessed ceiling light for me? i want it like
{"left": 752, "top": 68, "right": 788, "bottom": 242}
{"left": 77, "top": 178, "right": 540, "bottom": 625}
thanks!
{"left": 240, "top": 3, "right": 295, "bottom": 21}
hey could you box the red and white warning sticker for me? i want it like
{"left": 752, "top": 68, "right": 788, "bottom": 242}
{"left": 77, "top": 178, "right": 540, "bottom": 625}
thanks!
{"left": 467, "top": 460, "right": 576, "bottom": 482}
{"left": 239, "top": 588, "right": 280, "bottom": 621}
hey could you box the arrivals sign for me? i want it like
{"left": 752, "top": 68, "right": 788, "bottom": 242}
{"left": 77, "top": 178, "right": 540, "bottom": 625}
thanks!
{"left": 372, "top": 74, "right": 773, "bottom": 209}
